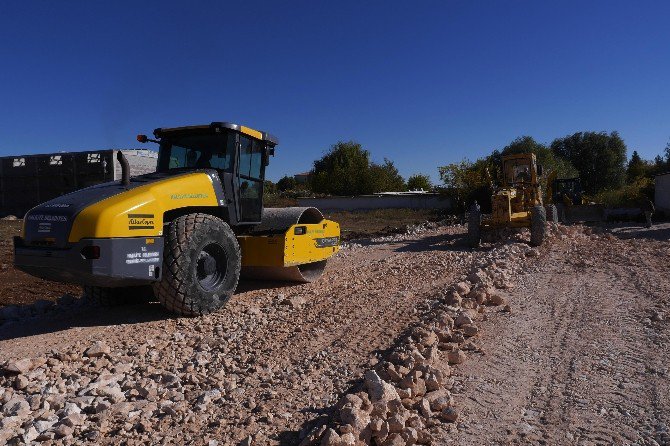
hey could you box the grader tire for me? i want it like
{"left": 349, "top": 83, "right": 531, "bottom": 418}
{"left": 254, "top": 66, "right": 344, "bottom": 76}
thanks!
{"left": 530, "top": 205, "right": 547, "bottom": 247}
{"left": 153, "top": 213, "right": 241, "bottom": 316}
{"left": 545, "top": 204, "right": 558, "bottom": 224}
{"left": 467, "top": 207, "right": 482, "bottom": 248}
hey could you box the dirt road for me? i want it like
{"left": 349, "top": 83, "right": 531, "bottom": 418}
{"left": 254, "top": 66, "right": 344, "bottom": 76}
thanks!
{"left": 452, "top": 225, "right": 670, "bottom": 445}
{"left": 1, "top": 225, "right": 476, "bottom": 444}
{"left": 1, "top": 223, "right": 669, "bottom": 445}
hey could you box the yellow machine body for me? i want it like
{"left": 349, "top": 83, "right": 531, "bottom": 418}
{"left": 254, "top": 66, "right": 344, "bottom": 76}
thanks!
{"left": 61, "top": 173, "right": 340, "bottom": 268}
{"left": 66, "top": 172, "right": 219, "bottom": 241}
{"left": 482, "top": 153, "right": 542, "bottom": 229}
{"left": 17, "top": 170, "right": 340, "bottom": 286}
{"left": 55, "top": 172, "right": 340, "bottom": 270}
{"left": 15, "top": 121, "right": 339, "bottom": 315}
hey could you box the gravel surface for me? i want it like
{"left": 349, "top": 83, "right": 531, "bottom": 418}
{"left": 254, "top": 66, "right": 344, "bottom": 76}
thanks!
{"left": 1, "top": 222, "right": 668, "bottom": 445}
{"left": 451, "top": 224, "right": 670, "bottom": 446}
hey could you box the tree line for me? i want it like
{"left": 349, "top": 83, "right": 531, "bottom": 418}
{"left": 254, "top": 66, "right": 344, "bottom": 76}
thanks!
{"left": 265, "top": 132, "right": 670, "bottom": 208}
{"left": 266, "top": 141, "right": 433, "bottom": 197}
{"left": 440, "top": 131, "right": 670, "bottom": 210}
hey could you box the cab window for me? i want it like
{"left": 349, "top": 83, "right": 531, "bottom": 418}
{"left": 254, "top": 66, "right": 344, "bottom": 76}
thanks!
{"left": 157, "top": 132, "right": 234, "bottom": 172}
{"left": 239, "top": 135, "right": 264, "bottom": 179}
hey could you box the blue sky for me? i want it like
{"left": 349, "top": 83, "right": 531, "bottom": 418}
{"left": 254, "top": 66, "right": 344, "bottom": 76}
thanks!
{"left": 1, "top": 1, "right": 668, "bottom": 182}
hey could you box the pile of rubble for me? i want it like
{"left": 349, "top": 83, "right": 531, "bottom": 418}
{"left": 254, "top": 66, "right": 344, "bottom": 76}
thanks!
{"left": 300, "top": 241, "right": 546, "bottom": 446}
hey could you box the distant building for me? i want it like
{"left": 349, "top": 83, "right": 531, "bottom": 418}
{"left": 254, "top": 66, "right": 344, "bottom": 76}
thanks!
{"left": 656, "top": 172, "right": 670, "bottom": 213}
{"left": 0, "top": 149, "right": 157, "bottom": 217}
{"left": 294, "top": 171, "right": 311, "bottom": 183}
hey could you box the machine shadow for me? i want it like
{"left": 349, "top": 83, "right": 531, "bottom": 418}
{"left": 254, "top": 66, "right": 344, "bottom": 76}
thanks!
{"left": 235, "top": 278, "right": 295, "bottom": 293}
{"left": 393, "top": 232, "right": 472, "bottom": 253}
{"left": 351, "top": 231, "right": 472, "bottom": 253}
{"left": 0, "top": 278, "right": 303, "bottom": 342}
{"left": 608, "top": 224, "right": 670, "bottom": 241}
{"left": 0, "top": 301, "right": 172, "bottom": 342}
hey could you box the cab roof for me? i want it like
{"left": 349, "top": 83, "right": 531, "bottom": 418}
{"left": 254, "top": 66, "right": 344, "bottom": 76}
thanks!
{"left": 502, "top": 152, "right": 536, "bottom": 161}
{"left": 153, "top": 122, "right": 278, "bottom": 146}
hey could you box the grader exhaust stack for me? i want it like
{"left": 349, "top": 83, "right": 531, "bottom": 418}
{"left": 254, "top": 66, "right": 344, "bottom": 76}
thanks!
{"left": 14, "top": 122, "right": 340, "bottom": 316}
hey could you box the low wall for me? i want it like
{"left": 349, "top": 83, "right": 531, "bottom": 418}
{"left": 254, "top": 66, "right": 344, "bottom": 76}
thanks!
{"left": 297, "top": 194, "right": 452, "bottom": 212}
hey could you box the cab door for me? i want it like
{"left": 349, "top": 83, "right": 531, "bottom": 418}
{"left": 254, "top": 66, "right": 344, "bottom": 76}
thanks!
{"left": 236, "top": 135, "right": 264, "bottom": 223}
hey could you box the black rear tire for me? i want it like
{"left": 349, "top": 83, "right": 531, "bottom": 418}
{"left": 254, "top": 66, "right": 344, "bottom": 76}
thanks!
{"left": 545, "top": 204, "right": 558, "bottom": 224}
{"left": 467, "top": 205, "right": 482, "bottom": 248}
{"left": 530, "top": 205, "right": 547, "bottom": 246}
{"left": 153, "top": 213, "right": 241, "bottom": 316}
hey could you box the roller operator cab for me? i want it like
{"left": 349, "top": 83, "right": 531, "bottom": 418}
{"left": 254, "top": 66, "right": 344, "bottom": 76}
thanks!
{"left": 14, "top": 122, "right": 340, "bottom": 316}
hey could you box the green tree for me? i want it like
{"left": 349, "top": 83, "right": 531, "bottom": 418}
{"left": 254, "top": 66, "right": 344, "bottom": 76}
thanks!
{"left": 310, "top": 141, "right": 405, "bottom": 195}
{"left": 310, "top": 141, "right": 371, "bottom": 195}
{"left": 658, "top": 139, "right": 670, "bottom": 173}
{"left": 407, "top": 174, "right": 432, "bottom": 191}
{"left": 550, "top": 131, "right": 627, "bottom": 194}
{"left": 496, "top": 136, "right": 577, "bottom": 183}
{"left": 438, "top": 158, "right": 493, "bottom": 211}
{"left": 626, "top": 151, "right": 651, "bottom": 183}
{"left": 367, "top": 159, "right": 407, "bottom": 192}
{"left": 264, "top": 180, "right": 278, "bottom": 194}
{"left": 276, "top": 175, "right": 297, "bottom": 192}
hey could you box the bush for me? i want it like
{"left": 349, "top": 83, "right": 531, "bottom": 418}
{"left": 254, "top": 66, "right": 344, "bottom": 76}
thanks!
{"left": 407, "top": 174, "right": 432, "bottom": 191}
{"left": 593, "top": 178, "right": 653, "bottom": 208}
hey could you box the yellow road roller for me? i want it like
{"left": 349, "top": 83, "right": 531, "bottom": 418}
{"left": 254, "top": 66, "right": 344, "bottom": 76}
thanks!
{"left": 14, "top": 122, "right": 340, "bottom": 315}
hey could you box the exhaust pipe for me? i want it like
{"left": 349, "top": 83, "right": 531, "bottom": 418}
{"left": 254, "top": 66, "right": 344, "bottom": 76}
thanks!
{"left": 117, "top": 151, "right": 130, "bottom": 186}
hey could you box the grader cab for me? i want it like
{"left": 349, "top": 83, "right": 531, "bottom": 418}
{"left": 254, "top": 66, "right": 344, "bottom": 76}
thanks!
{"left": 467, "top": 153, "right": 551, "bottom": 247}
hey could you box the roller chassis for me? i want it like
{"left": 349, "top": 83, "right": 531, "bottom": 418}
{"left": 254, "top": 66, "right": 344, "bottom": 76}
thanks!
{"left": 14, "top": 122, "right": 341, "bottom": 316}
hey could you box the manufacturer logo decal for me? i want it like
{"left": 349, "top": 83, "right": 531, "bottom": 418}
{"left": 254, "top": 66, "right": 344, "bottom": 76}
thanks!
{"left": 27, "top": 214, "right": 67, "bottom": 222}
{"left": 315, "top": 236, "right": 339, "bottom": 248}
{"left": 128, "top": 213, "right": 155, "bottom": 230}
{"left": 170, "top": 193, "right": 209, "bottom": 200}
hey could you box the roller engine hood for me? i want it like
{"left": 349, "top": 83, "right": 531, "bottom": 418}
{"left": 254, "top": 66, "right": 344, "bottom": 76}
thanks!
{"left": 21, "top": 170, "right": 224, "bottom": 249}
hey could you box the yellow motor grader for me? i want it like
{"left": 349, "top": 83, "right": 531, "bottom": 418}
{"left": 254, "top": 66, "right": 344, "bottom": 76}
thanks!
{"left": 467, "top": 153, "right": 554, "bottom": 247}
{"left": 14, "top": 122, "right": 340, "bottom": 316}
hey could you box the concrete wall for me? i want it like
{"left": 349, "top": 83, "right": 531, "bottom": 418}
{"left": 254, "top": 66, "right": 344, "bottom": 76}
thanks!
{"left": 656, "top": 173, "right": 670, "bottom": 213}
{"left": 297, "top": 194, "right": 452, "bottom": 212}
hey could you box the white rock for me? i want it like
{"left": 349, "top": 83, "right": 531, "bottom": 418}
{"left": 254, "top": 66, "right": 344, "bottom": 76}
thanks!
{"left": 364, "top": 370, "right": 400, "bottom": 403}
{"left": 84, "top": 341, "right": 110, "bottom": 358}
{"left": 455, "top": 312, "right": 474, "bottom": 327}
{"left": 23, "top": 426, "right": 39, "bottom": 443}
{"left": 34, "top": 419, "right": 56, "bottom": 433}
{"left": 2, "top": 396, "right": 30, "bottom": 417}
{"left": 4, "top": 358, "right": 33, "bottom": 374}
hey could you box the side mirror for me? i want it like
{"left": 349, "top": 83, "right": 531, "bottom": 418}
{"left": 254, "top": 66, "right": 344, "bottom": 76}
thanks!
{"left": 263, "top": 146, "right": 275, "bottom": 167}
{"left": 537, "top": 164, "right": 543, "bottom": 176}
